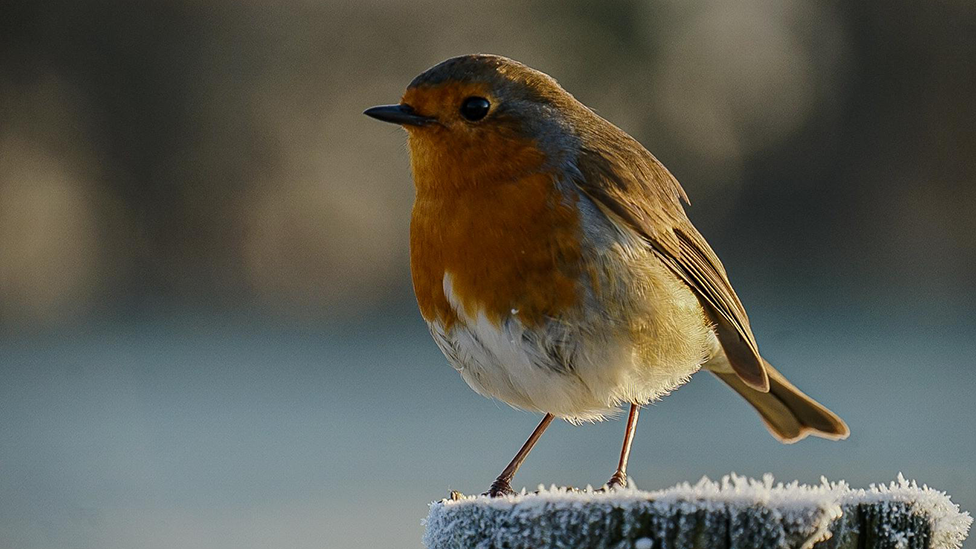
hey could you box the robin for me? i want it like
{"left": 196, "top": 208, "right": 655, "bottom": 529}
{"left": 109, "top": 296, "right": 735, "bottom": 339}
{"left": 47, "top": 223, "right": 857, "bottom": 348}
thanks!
{"left": 365, "top": 54, "right": 848, "bottom": 497}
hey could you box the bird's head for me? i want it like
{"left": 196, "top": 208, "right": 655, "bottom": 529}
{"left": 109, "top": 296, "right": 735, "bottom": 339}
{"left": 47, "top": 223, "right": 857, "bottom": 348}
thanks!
{"left": 365, "top": 54, "right": 588, "bottom": 192}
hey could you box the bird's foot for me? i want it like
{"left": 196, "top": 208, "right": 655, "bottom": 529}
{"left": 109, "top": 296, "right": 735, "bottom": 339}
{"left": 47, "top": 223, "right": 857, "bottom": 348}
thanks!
{"left": 484, "top": 478, "right": 516, "bottom": 498}
{"left": 600, "top": 471, "right": 628, "bottom": 492}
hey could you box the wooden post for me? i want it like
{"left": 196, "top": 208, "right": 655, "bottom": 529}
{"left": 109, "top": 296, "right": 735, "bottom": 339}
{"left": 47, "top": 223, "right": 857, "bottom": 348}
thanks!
{"left": 423, "top": 475, "right": 971, "bottom": 549}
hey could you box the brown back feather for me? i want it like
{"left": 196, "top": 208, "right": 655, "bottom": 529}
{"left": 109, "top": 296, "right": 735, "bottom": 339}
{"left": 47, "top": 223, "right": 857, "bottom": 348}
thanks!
{"left": 571, "top": 115, "right": 770, "bottom": 391}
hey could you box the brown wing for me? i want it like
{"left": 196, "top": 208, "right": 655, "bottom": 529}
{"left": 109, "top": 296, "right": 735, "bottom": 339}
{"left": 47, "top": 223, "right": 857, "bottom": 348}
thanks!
{"left": 572, "top": 127, "right": 769, "bottom": 392}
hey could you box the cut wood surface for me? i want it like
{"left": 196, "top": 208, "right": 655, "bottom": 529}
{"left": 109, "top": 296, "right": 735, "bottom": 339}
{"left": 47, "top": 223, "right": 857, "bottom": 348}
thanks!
{"left": 424, "top": 474, "right": 971, "bottom": 549}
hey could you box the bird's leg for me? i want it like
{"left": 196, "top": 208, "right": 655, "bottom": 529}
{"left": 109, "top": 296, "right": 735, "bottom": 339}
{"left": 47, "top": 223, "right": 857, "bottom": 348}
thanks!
{"left": 486, "top": 413, "right": 555, "bottom": 497}
{"left": 606, "top": 404, "right": 640, "bottom": 490}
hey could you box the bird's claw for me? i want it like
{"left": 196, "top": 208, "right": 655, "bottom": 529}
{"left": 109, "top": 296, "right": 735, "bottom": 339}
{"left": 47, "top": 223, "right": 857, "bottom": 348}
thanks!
{"left": 484, "top": 478, "right": 516, "bottom": 497}
{"left": 601, "top": 472, "right": 628, "bottom": 491}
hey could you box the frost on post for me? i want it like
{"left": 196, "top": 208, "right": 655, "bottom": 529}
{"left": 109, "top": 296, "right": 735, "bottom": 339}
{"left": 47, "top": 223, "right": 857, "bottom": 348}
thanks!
{"left": 423, "top": 474, "right": 971, "bottom": 549}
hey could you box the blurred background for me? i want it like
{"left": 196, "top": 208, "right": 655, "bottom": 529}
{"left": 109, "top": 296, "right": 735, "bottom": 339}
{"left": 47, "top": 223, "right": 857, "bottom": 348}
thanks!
{"left": 1, "top": 0, "right": 974, "bottom": 547}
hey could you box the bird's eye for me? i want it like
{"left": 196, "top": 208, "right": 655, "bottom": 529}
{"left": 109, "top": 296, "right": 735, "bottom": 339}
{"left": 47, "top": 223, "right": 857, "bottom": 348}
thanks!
{"left": 459, "top": 96, "right": 491, "bottom": 121}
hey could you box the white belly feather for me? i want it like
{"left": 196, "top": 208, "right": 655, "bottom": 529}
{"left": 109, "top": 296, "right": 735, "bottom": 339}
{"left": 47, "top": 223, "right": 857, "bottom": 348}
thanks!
{"left": 429, "top": 213, "right": 712, "bottom": 423}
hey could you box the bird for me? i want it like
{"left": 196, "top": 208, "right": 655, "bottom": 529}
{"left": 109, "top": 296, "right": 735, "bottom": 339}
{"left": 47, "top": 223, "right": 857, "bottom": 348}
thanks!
{"left": 364, "top": 54, "right": 849, "bottom": 497}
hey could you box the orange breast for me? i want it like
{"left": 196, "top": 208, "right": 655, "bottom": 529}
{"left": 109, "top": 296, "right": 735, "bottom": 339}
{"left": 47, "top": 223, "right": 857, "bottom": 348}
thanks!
{"left": 410, "top": 171, "right": 582, "bottom": 330}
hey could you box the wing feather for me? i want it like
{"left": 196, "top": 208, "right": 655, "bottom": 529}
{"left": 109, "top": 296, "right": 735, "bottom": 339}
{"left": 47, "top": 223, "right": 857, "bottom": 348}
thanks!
{"left": 572, "top": 127, "right": 769, "bottom": 391}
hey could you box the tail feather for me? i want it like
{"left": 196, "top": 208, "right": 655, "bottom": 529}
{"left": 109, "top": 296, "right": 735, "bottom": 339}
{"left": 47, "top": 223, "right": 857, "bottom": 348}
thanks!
{"left": 710, "top": 360, "right": 849, "bottom": 443}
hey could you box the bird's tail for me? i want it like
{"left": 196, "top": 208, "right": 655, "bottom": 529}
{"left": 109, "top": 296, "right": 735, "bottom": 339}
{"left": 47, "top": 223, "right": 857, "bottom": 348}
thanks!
{"left": 709, "top": 360, "right": 850, "bottom": 443}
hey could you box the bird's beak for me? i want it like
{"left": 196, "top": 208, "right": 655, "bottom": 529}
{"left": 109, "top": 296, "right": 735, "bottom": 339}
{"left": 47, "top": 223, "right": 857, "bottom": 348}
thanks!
{"left": 363, "top": 104, "right": 435, "bottom": 127}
